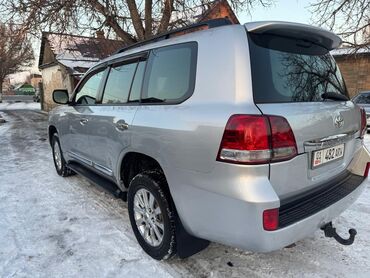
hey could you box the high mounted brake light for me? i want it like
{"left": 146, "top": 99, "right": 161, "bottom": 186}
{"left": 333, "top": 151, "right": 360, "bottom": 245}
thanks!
{"left": 217, "top": 115, "right": 297, "bottom": 164}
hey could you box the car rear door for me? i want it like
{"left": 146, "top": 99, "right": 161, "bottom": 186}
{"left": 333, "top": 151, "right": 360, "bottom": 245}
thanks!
{"left": 87, "top": 56, "right": 146, "bottom": 179}
{"left": 246, "top": 26, "right": 363, "bottom": 200}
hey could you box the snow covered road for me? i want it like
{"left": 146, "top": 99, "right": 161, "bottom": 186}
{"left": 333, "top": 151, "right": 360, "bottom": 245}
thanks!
{"left": 0, "top": 109, "right": 369, "bottom": 278}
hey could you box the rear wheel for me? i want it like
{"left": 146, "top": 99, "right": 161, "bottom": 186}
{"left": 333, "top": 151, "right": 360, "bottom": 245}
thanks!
{"left": 128, "top": 171, "right": 176, "bottom": 260}
{"left": 51, "top": 133, "right": 74, "bottom": 177}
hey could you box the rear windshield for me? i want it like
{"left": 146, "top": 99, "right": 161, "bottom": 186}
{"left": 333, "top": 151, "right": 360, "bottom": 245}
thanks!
{"left": 353, "top": 93, "right": 370, "bottom": 104}
{"left": 248, "top": 33, "right": 349, "bottom": 103}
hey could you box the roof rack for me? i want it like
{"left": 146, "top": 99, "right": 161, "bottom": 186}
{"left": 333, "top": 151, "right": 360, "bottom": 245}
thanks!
{"left": 116, "top": 18, "right": 233, "bottom": 54}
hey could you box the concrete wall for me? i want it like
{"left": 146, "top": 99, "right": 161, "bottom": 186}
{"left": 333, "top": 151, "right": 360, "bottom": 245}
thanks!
{"left": 41, "top": 65, "right": 74, "bottom": 111}
{"left": 335, "top": 55, "right": 370, "bottom": 98}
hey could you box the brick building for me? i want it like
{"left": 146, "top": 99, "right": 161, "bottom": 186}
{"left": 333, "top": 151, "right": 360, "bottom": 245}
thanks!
{"left": 331, "top": 48, "right": 370, "bottom": 98}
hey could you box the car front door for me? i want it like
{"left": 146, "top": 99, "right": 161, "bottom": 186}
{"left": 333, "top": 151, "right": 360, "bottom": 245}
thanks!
{"left": 64, "top": 68, "right": 107, "bottom": 167}
{"left": 87, "top": 57, "right": 146, "bottom": 180}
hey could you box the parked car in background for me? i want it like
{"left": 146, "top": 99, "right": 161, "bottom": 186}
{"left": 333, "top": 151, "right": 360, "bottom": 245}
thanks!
{"left": 33, "top": 92, "right": 40, "bottom": 102}
{"left": 352, "top": 91, "right": 370, "bottom": 131}
{"left": 48, "top": 19, "right": 370, "bottom": 260}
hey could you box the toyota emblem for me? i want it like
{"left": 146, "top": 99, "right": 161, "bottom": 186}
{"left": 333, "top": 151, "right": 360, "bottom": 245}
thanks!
{"left": 334, "top": 114, "right": 344, "bottom": 128}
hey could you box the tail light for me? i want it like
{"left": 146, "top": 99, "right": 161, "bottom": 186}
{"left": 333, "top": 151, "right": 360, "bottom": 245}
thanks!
{"left": 360, "top": 108, "right": 367, "bottom": 138}
{"left": 217, "top": 115, "right": 297, "bottom": 164}
{"left": 263, "top": 208, "right": 279, "bottom": 231}
{"left": 365, "top": 162, "right": 370, "bottom": 177}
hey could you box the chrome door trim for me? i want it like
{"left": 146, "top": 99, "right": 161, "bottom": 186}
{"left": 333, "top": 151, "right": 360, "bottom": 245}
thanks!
{"left": 68, "top": 151, "right": 113, "bottom": 176}
{"left": 69, "top": 151, "right": 93, "bottom": 166}
{"left": 93, "top": 163, "right": 113, "bottom": 176}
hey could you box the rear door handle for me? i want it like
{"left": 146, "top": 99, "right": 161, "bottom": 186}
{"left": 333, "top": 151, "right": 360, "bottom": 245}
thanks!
{"left": 80, "top": 118, "right": 88, "bottom": 125}
{"left": 115, "top": 120, "right": 129, "bottom": 131}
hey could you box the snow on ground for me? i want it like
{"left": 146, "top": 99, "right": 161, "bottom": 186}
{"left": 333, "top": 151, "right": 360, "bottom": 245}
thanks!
{"left": 0, "top": 108, "right": 370, "bottom": 278}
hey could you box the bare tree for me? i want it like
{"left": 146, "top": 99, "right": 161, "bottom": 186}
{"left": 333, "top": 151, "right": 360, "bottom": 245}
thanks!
{"left": 0, "top": 23, "right": 34, "bottom": 102}
{"left": 0, "top": 0, "right": 273, "bottom": 45}
{"left": 310, "top": 0, "right": 370, "bottom": 49}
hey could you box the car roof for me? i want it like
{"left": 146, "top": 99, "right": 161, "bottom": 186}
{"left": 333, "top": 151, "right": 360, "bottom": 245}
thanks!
{"left": 86, "top": 20, "right": 342, "bottom": 75}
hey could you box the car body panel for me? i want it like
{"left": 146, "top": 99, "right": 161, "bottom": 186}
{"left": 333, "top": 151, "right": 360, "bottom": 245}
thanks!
{"left": 258, "top": 102, "right": 362, "bottom": 199}
{"left": 87, "top": 105, "right": 138, "bottom": 179}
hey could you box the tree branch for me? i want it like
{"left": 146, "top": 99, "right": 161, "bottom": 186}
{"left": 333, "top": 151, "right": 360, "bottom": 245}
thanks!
{"left": 157, "top": 0, "right": 174, "bottom": 34}
{"left": 145, "top": 0, "right": 153, "bottom": 38}
{"left": 126, "top": 0, "right": 145, "bottom": 40}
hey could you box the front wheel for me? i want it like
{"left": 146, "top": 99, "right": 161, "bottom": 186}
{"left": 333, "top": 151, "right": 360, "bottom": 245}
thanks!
{"left": 128, "top": 171, "right": 176, "bottom": 260}
{"left": 51, "top": 133, "right": 74, "bottom": 177}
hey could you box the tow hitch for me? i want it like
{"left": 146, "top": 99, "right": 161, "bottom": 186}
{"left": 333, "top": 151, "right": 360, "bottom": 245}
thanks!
{"left": 321, "top": 222, "right": 357, "bottom": 246}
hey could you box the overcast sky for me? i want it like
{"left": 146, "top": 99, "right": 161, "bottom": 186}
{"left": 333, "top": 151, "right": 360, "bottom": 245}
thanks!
{"left": 241, "top": 0, "right": 312, "bottom": 24}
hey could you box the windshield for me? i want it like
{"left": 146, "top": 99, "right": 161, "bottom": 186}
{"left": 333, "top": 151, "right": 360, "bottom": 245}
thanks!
{"left": 248, "top": 33, "right": 349, "bottom": 103}
{"left": 353, "top": 93, "right": 370, "bottom": 104}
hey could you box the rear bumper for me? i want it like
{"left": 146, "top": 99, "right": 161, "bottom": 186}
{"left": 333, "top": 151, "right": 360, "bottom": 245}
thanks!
{"left": 167, "top": 145, "right": 369, "bottom": 252}
{"left": 278, "top": 171, "right": 364, "bottom": 229}
{"left": 252, "top": 175, "right": 367, "bottom": 252}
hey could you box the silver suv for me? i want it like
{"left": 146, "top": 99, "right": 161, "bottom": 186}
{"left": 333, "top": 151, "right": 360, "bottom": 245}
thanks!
{"left": 48, "top": 19, "right": 370, "bottom": 260}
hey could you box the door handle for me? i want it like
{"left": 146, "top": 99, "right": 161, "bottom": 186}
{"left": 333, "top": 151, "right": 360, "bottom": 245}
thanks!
{"left": 80, "top": 118, "right": 88, "bottom": 125}
{"left": 115, "top": 120, "right": 129, "bottom": 131}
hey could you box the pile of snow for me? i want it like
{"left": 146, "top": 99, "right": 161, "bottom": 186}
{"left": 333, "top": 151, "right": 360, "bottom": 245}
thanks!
{"left": 0, "top": 102, "right": 41, "bottom": 110}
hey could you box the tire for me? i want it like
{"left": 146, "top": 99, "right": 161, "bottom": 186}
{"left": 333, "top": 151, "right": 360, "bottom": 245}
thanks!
{"left": 128, "top": 171, "right": 176, "bottom": 260}
{"left": 51, "top": 133, "right": 74, "bottom": 177}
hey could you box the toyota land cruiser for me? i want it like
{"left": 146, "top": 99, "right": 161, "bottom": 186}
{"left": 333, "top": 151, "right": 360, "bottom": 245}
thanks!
{"left": 48, "top": 19, "right": 370, "bottom": 260}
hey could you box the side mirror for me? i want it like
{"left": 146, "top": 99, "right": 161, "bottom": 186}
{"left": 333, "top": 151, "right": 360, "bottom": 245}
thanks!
{"left": 52, "top": 89, "right": 69, "bottom": 105}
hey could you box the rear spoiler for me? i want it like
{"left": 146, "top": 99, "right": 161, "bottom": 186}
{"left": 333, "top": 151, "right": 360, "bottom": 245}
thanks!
{"left": 244, "top": 21, "right": 342, "bottom": 50}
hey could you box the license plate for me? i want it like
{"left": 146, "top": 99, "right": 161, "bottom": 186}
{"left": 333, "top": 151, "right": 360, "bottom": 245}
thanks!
{"left": 312, "top": 144, "right": 345, "bottom": 168}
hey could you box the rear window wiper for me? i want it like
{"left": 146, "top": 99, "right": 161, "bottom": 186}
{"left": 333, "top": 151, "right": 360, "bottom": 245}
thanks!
{"left": 321, "top": 92, "right": 349, "bottom": 101}
{"left": 140, "top": 97, "right": 166, "bottom": 103}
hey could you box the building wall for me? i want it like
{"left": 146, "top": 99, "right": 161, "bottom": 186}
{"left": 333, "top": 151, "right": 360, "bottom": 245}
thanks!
{"left": 41, "top": 65, "right": 74, "bottom": 111}
{"left": 335, "top": 55, "right": 370, "bottom": 98}
{"left": 199, "top": 1, "right": 239, "bottom": 24}
{"left": 30, "top": 76, "right": 43, "bottom": 89}
{"left": 1, "top": 78, "right": 12, "bottom": 95}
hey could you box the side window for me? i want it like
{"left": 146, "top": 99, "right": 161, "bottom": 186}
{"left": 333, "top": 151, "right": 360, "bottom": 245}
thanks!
{"left": 129, "top": 61, "right": 146, "bottom": 102}
{"left": 143, "top": 42, "right": 197, "bottom": 102}
{"left": 75, "top": 70, "right": 105, "bottom": 105}
{"left": 102, "top": 63, "right": 137, "bottom": 104}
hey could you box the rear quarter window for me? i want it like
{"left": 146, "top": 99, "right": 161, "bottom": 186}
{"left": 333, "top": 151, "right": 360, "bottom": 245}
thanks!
{"left": 142, "top": 42, "right": 197, "bottom": 103}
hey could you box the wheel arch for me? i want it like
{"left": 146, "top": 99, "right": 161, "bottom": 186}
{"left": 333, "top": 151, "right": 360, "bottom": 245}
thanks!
{"left": 48, "top": 125, "right": 58, "bottom": 145}
{"left": 119, "top": 151, "right": 170, "bottom": 191}
{"left": 122, "top": 151, "right": 210, "bottom": 258}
